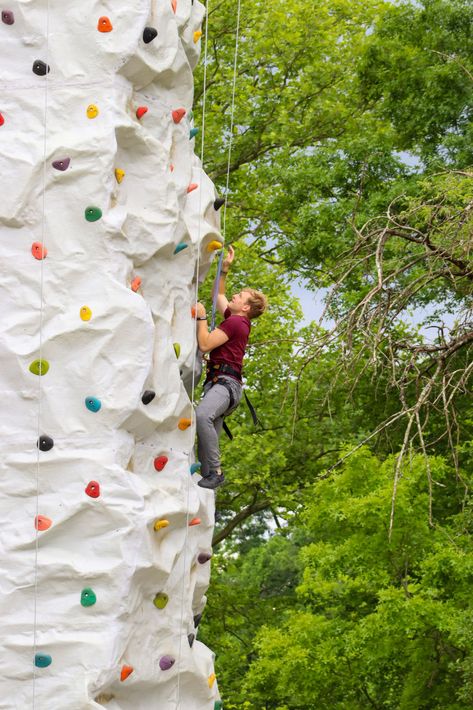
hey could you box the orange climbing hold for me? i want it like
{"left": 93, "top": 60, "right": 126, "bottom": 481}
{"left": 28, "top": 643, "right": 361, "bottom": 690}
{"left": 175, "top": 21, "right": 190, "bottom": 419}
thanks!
{"left": 191, "top": 306, "right": 196, "bottom": 318}
{"left": 178, "top": 418, "right": 192, "bottom": 430}
{"left": 35, "top": 515, "right": 52, "bottom": 531}
{"left": 193, "top": 30, "right": 202, "bottom": 43}
{"left": 136, "top": 106, "right": 148, "bottom": 120}
{"left": 131, "top": 276, "right": 142, "bottom": 292}
{"left": 187, "top": 183, "right": 198, "bottom": 194}
{"left": 172, "top": 108, "right": 186, "bottom": 124}
{"left": 207, "top": 240, "right": 223, "bottom": 252}
{"left": 120, "top": 665, "right": 134, "bottom": 682}
{"left": 189, "top": 517, "right": 201, "bottom": 527}
{"left": 171, "top": 0, "right": 177, "bottom": 13}
{"left": 98, "top": 16, "right": 113, "bottom": 32}
{"left": 31, "top": 242, "right": 47, "bottom": 260}
{"left": 208, "top": 673, "right": 216, "bottom": 688}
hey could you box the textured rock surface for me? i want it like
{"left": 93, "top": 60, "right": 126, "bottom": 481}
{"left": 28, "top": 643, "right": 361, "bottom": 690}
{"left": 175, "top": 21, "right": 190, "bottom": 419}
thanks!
{"left": 0, "top": 1, "right": 221, "bottom": 707}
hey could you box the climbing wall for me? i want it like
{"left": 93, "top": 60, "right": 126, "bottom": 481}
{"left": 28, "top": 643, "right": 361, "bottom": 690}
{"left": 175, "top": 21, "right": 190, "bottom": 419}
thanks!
{"left": 0, "top": 1, "right": 223, "bottom": 708}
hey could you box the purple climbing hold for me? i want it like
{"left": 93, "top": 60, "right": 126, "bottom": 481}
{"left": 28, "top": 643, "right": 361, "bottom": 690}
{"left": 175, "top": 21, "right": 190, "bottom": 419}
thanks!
{"left": 197, "top": 552, "right": 212, "bottom": 564}
{"left": 2, "top": 10, "right": 14, "bottom": 24}
{"left": 159, "top": 655, "right": 175, "bottom": 671}
{"left": 52, "top": 158, "right": 70, "bottom": 171}
{"left": 33, "top": 60, "right": 50, "bottom": 76}
{"left": 143, "top": 26, "right": 158, "bottom": 44}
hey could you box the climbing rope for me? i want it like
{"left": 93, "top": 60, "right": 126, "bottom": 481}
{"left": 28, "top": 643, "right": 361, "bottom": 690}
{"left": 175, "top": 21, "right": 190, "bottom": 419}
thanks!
{"left": 32, "top": 0, "right": 51, "bottom": 704}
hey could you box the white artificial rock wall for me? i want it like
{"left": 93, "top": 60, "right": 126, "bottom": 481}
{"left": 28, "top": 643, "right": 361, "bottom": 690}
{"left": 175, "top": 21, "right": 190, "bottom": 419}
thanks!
{"left": 0, "top": 1, "right": 222, "bottom": 708}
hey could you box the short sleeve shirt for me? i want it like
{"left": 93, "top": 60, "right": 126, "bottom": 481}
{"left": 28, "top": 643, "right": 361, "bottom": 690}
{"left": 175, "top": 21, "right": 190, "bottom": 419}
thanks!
{"left": 210, "top": 307, "right": 251, "bottom": 379}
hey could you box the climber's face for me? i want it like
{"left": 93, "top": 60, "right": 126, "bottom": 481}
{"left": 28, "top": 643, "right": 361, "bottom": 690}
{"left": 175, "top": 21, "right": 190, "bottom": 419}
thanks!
{"left": 228, "top": 290, "right": 251, "bottom": 316}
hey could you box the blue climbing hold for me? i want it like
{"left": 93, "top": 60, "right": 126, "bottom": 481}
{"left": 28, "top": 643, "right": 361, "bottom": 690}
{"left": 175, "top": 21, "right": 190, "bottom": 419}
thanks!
{"left": 190, "top": 462, "right": 201, "bottom": 475}
{"left": 174, "top": 242, "right": 188, "bottom": 254}
{"left": 85, "top": 397, "right": 101, "bottom": 413}
{"left": 189, "top": 127, "right": 199, "bottom": 139}
{"left": 35, "top": 653, "right": 52, "bottom": 668}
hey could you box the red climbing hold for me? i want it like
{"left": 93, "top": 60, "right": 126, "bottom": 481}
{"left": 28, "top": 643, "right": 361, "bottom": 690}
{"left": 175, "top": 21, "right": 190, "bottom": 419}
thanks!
{"left": 2, "top": 10, "right": 14, "bottom": 25}
{"left": 189, "top": 517, "right": 201, "bottom": 527}
{"left": 131, "top": 276, "right": 142, "bottom": 292}
{"left": 136, "top": 106, "right": 148, "bottom": 120}
{"left": 98, "top": 16, "right": 113, "bottom": 32}
{"left": 0, "top": 113, "right": 4, "bottom": 127}
{"left": 172, "top": 108, "right": 186, "bottom": 124}
{"left": 31, "top": 242, "right": 47, "bottom": 260}
{"left": 187, "top": 183, "right": 198, "bottom": 194}
{"left": 154, "top": 456, "right": 168, "bottom": 472}
{"left": 191, "top": 306, "right": 197, "bottom": 318}
{"left": 170, "top": 164, "right": 174, "bottom": 172}
{"left": 35, "top": 515, "right": 52, "bottom": 531}
{"left": 85, "top": 481, "right": 101, "bottom": 499}
{"left": 120, "top": 665, "right": 134, "bottom": 681}
{"left": 171, "top": 0, "right": 177, "bottom": 13}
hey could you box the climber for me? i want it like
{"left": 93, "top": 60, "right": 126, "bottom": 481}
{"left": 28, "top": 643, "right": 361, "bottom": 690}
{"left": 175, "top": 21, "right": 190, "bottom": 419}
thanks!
{"left": 194, "top": 245, "right": 267, "bottom": 489}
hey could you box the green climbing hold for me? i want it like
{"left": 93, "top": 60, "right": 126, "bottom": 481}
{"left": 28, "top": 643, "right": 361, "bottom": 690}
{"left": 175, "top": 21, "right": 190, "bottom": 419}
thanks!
{"left": 84, "top": 206, "right": 102, "bottom": 222}
{"left": 189, "top": 127, "right": 199, "bottom": 139}
{"left": 35, "top": 653, "right": 52, "bottom": 668}
{"left": 188, "top": 110, "right": 194, "bottom": 121}
{"left": 153, "top": 592, "right": 169, "bottom": 610}
{"left": 81, "top": 588, "right": 97, "bottom": 607}
{"left": 190, "top": 462, "right": 201, "bottom": 475}
{"left": 29, "top": 359, "right": 49, "bottom": 376}
{"left": 214, "top": 702, "right": 223, "bottom": 710}
{"left": 173, "top": 343, "right": 181, "bottom": 358}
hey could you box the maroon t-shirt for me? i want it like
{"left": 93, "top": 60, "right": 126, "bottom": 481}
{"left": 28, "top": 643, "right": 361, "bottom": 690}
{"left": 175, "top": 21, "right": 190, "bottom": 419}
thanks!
{"left": 210, "top": 307, "right": 251, "bottom": 379}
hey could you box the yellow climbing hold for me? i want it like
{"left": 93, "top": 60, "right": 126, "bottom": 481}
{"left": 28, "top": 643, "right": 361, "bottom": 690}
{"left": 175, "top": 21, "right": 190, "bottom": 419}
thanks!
{"left": 193, "top": 30, "right": 202, "bottom": 43}
{"left": 173, "top": 343, "right": 181, "bottom": 358}
{"left": 178, "top": 418, "right": 192, "bottom": 430}
{"left": 29, "top": 359, "right": 49, "bottom": 376}
{"left": 207, "top": 240, "right": 223, "bottom": 252}
{"left": 86, "top": 104, "right": 99, "bottom": 119}
{"left": 115, "top": 168, "right": 125, "bottom": 183}
{"left": 154, "top": 519, "right": 170, "bottom": 531}
{"left": 208, "top": 673, "right": 216, "bottom": 688}
{"left": 80, "top": 306, "right": 92, "bottom": 321}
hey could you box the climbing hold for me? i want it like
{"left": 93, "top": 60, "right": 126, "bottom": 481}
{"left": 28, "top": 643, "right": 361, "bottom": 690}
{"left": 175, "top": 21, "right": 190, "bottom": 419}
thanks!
{"left": 29, "top": 359, "right": 49, "bottom": 376}
{"left": 35, "top": 654, "right": 52, "bottom": 668}
{"left": 86, "top": 104, "right": 99, "bottom": 119}
{"left": 143, "top": 26, "right": 158, "bottom": 43}
{"left": 141, "top": 390, "right": 156, "bottom": 405}
{"left": 173, "top": 343, "right": 181, "bottom": 358}
{"left": 172, "top": 108, "right": 186, "bottom": 124}
{"left": 52, "top": 158, "right": 70, "bottom": 171}
{"left": 190, "top": 462, "right": 201, "bottom": 475}
{"left": 136, "top": 106, "right": 148, "bottom": 120}
{"left": 188, "top": 110, "right": 194, "bottom": 121}
{"left": 189, "top": 127, "right": 199, "bottom": 140}
{"left": 80, "top": 588, "right": 97, "bottom": 607}
{"left": 188, "top": 633, "right": 195, "bottom": 647}
{"left": 154, "top": 456, "right": 168, "bottom": 472}
{"left": 131, "top": 276, "right": 142, "bottom": 292}
{"left": 208, "top": 673, "right": 216, "bottom": 688}
{"left": 214, "top": 702, "right": 223, "bottom": 710}
{"left": 37, "top": 435, "right": 54, "bottom": 452}
{"left": 32, "top": 60, "right": 50, "bottom": 76}
{"left": 187, "top": 183, "right": 198, "bottom": 194}
{"left": 189, "top": 517, "right": 201, "bottom": 527}
{"left": 159, "top": 655, "right": 175, "bottom": 671}
{"left": 80, "top": 306, "right": 92, "bottom": 321}
{"left": 171, "top": 0, "right": 177, "bottom": 14}
{"left": 31, "top": 242, "right": 47, "bottom": 260}
{"left": 193, "top": 30, "right": 202, "bottom": 43}
{"left": 85, "top": 481, "right": 100, "bottom": 498}
{"left": 85, "top": 397, "right": 101, "bottom": 413}
{"left": 214, "top": 198, "right": 225, "bottom": 210}
{"left": 193, "top": 613, "right": 202, "bottom": 627}
{"left": 35, "top": 515, "right": 52, "bottom": 531}
{"left": 2, "top": 10, "right": 14, "bottom": 24}
{"left": 178, "top": 418, "right": 192, "bottom": 430}
{"left": 97, "top": 16, "right": 113, "bottom": 32}
{"left": 198, "top": 552, "right": 212, "bottom": 564}
{"left": 173, "top": 242, "right": 188, "bottom": 254}
{"left": 85, "top": 206, "right": 102, "bottom": 222}
{"left": 120, "top": 665, "right": 134, "bottom": 682}
{"left": 154, "top": 519, "right": 170, "bottom": 531}
{"left": 170, "top": 164, "right": 174, "bottom": 172}
{"left": 153, "top": 592, "right": 169, "bottom": 610}
{"left": 191, "top": 306, "right": 197, "bottom": 318}
{"left": 207, "top": 240, "right": 223, "bottom": 252}
{"left": 115, "top": 168, "right": 125, "bottom": 183}
{"left": 0, "top": 113, "right": 4, "bottom": 126}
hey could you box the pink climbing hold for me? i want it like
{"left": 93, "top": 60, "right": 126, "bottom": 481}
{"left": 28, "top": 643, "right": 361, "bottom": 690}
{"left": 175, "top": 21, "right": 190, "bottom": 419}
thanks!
{"left": 85, "top": 481, "right": 101, "bottom": 499}
{"left": 172, "top": 108, "right": 186, "bottom": 124}
{"left": 35, "top": 515, "right": 52, "bottom": 531}
{"left": 154, "top": 456, "right": 168, "bottom": 472}
{"left": 187, "top": 183, "right": 198, "bottom": 194}
{"left": 159, "top": 655, "right": 175, "bottom": 671}
{"left": 136, "top": 106, "right": 148, "bottom": 120}
{"left": 131, "top": 276, "right": 142, "bottom": 292}
{"left": 171, "top": 0, "right": 177, "bottom": 14}
{"left": 31, "top": 242, "right": 47, "bottom": 260}
{"left": 170, "top": 164, "right": 174, "bottom": 172}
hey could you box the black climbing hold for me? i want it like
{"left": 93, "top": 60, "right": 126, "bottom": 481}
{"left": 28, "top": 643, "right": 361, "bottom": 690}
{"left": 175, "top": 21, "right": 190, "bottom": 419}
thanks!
{"left": 141, "top": 390, "right": 156, "bottom": 405}
{"left": 37, "top": 435, "right": 54, "bottom": 452}
{"left": 213, "top": 198, "right": 225, "bottom": 211}
{"left": 188, "top": 633, "right": 195, "bottom": 647}
{"left": 143, "top": 26, "right": 158, "bottom": 44}
{"left": 33, "top": 60, "right": 50, "bottom": 76}
{"left": 2, "top": 10, "right": 14, "bottom": 24}
{"left": 193, "top": 613, "right": 202, "bottom": 627}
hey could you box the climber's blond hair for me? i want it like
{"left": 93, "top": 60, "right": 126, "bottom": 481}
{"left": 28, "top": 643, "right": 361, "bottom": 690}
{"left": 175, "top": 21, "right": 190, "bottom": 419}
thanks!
{"left": 243, "top": 289, "right": 268, "bottom": 319}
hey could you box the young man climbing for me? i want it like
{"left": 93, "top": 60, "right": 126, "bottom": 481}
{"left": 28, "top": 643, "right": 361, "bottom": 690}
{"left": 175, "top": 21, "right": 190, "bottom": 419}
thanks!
{"left": 194, "top": 245, "right": 267, "bottom": 490}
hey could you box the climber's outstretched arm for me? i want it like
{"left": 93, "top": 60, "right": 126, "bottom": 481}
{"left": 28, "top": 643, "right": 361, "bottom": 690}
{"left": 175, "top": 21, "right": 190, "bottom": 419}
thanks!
{"left": 195, "top": 302, "right": 229, "bottom": 353}
{"left": 213, "top": 245, "right": 234, "bottom": 316}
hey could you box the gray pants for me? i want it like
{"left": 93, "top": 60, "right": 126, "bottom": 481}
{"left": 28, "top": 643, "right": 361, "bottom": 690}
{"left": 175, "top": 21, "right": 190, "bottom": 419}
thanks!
{"left": 196, "top": 375, "right": 242, "bottom": 476}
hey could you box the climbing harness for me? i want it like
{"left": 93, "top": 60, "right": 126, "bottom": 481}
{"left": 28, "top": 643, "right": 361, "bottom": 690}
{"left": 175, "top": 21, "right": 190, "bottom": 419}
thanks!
{"left": 204, "top": 362, "right": 261, "bottom": 440}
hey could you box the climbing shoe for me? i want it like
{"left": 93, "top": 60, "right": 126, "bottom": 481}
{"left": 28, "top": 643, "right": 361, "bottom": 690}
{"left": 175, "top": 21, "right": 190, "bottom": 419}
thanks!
{"left": 198, "top": 471, "right": 226, "bottom": 490}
